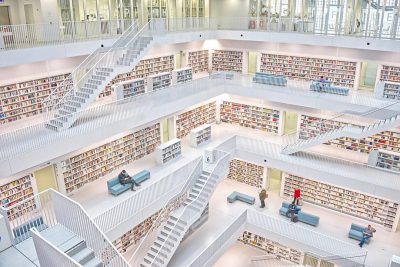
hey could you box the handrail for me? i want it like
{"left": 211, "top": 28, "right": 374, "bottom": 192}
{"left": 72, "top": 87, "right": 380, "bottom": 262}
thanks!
{"left": 41, "top": 20, "right": 140, "bottom": 113}
{"left": 147, "top": 150, "right": 230, "bottom": 266}
{"left": 128, "top": 156, "right": 203, "bottom": 265}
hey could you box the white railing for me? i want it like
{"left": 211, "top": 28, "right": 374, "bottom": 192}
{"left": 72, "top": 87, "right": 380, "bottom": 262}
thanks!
{"left": 94, "top": 156, "right": 203, "bottom": 234}
{"left": 128, "top": 156, "right": 203, "bottom": 266}
{"left": 246, "top": 209, "right": 367, "bottom": 266}
{"left": 187, "top": 210, "right": 247, "bottom": 267}
{"left": 30, "top": 227, "right": 82, "bottom": 267}
{"left": 146, "top": 150, "right": 231, "bottom": 266}
{"left": 0, "top": 19, "right": 134, "bottom": 50}
{"left": 0, "top": 188, "right": 128, "bottom": 267}
{"left": 52, "top": 190, "right": 130, "bottom": 267}
{"left": 2, "top": 72, "right": 395, "bottom": 162}
{"left": 1, "top": 16, "right": 398, "bottom": 52}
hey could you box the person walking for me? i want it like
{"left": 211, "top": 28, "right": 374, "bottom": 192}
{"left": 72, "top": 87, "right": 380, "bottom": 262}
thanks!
{"left": 118, "top": 170, "right": 141, "bottom": 191}
{"left": 359, "top": 225, "right": 376, "bottom": 247}
{"left": 259, "top": 189, "right": 268, "bottom": 208}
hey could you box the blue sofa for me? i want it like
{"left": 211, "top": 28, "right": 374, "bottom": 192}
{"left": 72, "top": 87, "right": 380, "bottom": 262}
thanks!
{"left": 279, "top": 202, "right": 319, "bottom": 226}
{"left": 252, "top": 72, "right": 287, "bottom": 86}
{"left": 13, "top": 216, "right": 48, "bottom": 241}
{"left": 310, "top": 81, "right": 349, "bottom": 95}
{"left": 348, "top": 224, "right": 370, "bottom": 243}
{"left": 107, "top": 170, "right": 150, "bottom": 196}
{"left": 227, "top": 191, "right": 255, "bottom": 205}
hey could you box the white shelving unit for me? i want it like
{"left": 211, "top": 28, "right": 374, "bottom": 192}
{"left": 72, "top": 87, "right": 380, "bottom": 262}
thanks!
{"left": 190, "top": 124, "right": 211, "bottom": 147}
{"left": 188, "top": 50, "right": 209, "bottom": 73}
{"left": 113, "top": 78, "right": 145, "bottom": 100}
{"left": 156, "top": 138, "right": 182, "bottom": 165}
{"left": 281, "top": 172, "right": 400, "bottom": 231}
{"left": 172, "top": 67, "right": 193, "bottom": 85}
{"left": 227, "top": 158, "right": 266, "bottom": 188}
{"left": 368, "top": 149, "right": 400, "bottom": 174}
{"left": 212, "top": 50, "right": 243, "bottom": 73}
{"left": 147, "top": 72, "right": 172, "bottom": 91}
{"left": 380, "top": 65, "right": 400, "bottom": 83}
{"left": 375, "top": 81, "right": 400, "bottom": 100}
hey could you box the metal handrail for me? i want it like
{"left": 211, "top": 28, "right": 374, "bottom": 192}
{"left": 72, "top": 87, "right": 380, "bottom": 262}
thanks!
{"left": 128, "top": 156, "right": 203, "bottom": 265}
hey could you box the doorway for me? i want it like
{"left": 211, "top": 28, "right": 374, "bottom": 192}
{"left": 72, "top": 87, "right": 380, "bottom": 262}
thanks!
{"left": 0, "top": 6, "right": 11, "bottom": 25}
{"left": 358, "top": 62, "right": 378, "bottom": 92}
{"left": 267, "top": 168, "right": 282, "bottom": 192}
{"left": 34, "top": 165, "right": 59, "bottom": 193}
{"left": 248, "top": 52, "right": 257, "bottom": 74}
{"left": 175, "top": 52, "right": 182, "bottom": 69}
{"left": 24, "top": 4, "right": 35, "bottom": 24}
{"left": 284, "top": 111, "right": 298, "bottom": 134}
{"left": 162, "top": 117, "right": 175, "bottom": 142}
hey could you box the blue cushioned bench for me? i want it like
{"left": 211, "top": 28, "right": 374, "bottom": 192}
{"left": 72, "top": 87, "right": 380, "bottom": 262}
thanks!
{"left": 348, "top": 224, "right": 370, "bottom": 243}
{"left": 252, "top": 72, "right": 287, "bottom": 86}
{"left": 13, "top": 216, "right": 47, "bottom": 241}
{"left": 310, "top": 81, "right": 349, "bottom": 96}
{"left": 107, "top": 170, "right": 150, "bottom": 196}
{"left": 279, "top": 202, "right": 319, "bottom": 226}
{"left": 227, "top": 191, "right": 255, "bottom": 205}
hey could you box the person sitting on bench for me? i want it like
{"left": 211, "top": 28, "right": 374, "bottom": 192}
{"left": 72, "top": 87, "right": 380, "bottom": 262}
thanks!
{"left": 286, "top": 201, "right": 300, "bottom": 218}
{"left": 118, "top": 170, "right": 141, "bottom": 191}
{"left": 359, "top": 225, "right": 376, "bottom": 247}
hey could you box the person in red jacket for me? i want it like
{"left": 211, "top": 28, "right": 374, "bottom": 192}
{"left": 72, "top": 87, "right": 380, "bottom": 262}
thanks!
{"left": 294, "top": 188, "right": 301, "bottom": 205}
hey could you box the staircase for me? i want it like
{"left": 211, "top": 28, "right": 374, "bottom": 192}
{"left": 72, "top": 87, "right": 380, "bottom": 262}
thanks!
{"left": 282, "top": 114, "right": 400, "bottom": 155}
{"left": 140, "top": 167, "right": 223, "bottom": 267}
{"left": 44, "top": 23, "right": 154, "bottom": 131}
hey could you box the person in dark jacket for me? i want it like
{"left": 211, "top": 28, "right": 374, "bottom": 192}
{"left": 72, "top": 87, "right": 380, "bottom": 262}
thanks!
{"left": 286, "top": 201, "right": 300, "bottom": 218}
{"left": 118, "top": 170, "right": 140, "bottom": 191}
{"left": 359, "top": 225, "right": 376, "bottom": 247}
{"left": 259, "top": 189, "right": 268, "bottom": 208}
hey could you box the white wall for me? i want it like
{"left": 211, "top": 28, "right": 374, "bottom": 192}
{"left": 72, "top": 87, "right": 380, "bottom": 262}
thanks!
{"left": 210, "top": 0, "right": 248, "bottom": 18}
{"left": 0, "top": 0, "right": 22, "bottom": 24}
{"left": 39, "top": 0, "right": 58, "bottom": 25}
{"left": 0, "top": 0, "right": 43, "bottom": 24}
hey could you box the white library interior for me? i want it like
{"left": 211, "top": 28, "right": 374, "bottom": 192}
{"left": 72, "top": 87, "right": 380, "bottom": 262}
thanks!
{"left": 0, "top": 0, "right": 400, "bottom": 267}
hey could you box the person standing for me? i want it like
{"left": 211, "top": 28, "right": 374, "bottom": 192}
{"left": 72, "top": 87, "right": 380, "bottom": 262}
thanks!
{"left": 118, "top": 170, "right": 141, "bottom": 191}
{"left": 293, "top": 188, "right": 301, "bottom": 205}
{"left": 259, "top": 189, "right": 268, "bottom": 208}
{"left": 359, "top": 225, "right": 376, "bottom": 247}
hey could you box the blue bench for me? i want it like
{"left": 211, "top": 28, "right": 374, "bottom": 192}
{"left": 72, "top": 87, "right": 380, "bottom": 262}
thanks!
{"left": 310, "top": 81, "right": 349, "bottom": 95}
{"left": 279, "top": 202, "right": 319, "bottom": 226}
{"left": 252, "top": 72, "right": 287, "bottom": 86}
{"left": 107, "top": 170, "right": 150, "bottom": 196}
{"left": 227, "top": 191, "right": 255, "bottom": 205}
{"left": 13, "top": 216, "right": 47, "bottom": 241}
{"left": 348, "top": 224, "right": 370, "bottom": 243}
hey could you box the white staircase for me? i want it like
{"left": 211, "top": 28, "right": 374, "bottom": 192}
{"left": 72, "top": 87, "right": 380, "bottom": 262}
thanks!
{"left": 282, "top": 114, "right": 400, "bottom": 155}
{"left": 44, "top": 24, "right": 154, "bottom": 131}
{"left": 140, "top": 166, "right": 226, "bottom": 267}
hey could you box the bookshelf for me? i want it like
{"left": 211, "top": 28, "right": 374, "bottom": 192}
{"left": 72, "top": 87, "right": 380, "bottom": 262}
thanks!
{"left": 212, "top": 50, "right": 243, "bottom": 73}
{"left": 239, "top": 231, "right": 303, "bottom": 264}
{"left": 281, "top": 172, "right": 400, "bottom": 231}
{"left": 220, "top": 101, "right": 281, "bottom": 134}
{"left": 380, "top": 65, "right": 400, "bottom": 83}
{"left": 375, "top": 81, "right": 400, "bottom": 100}
{"left": 190, "top": 124, "right": 211, "bottom": 147}
{"left": 172, "top": 67, "right": 193, "bottom": 85}
{"left": 176, "top": 102, "right": 216, "bottom": 139}
{"left": 59, "top": 123, "right": 161, "bottom": 194}
{"left": 156, "top": 138, "right": 182, "bottom": 165}
{"left": 113, "top": 194, "right": 185, "bottom": 253}
{"left": 227, "top": 159, "right": 265, "bottom": 188}
{"left": 147, "top": 72, "right": 172, "bottom": 91}
{"left": 113, "top": 78, "right": 145, "bottom": 100}
{"left": 260, "top": 53, "right": 358, "bottom": 88}
{"left": 0, "top": 73, "right": 70, "bottom": 125}
{"left": 100, "top": 55, "right": 175, "bottom": 98}
{"left": 299, "top": 114, "right": 400, "bottom": 154}
{"left": 0, "top": 174, "right": 36, "bottom": 220}
{"left": 188, "top": 50, "right": 209, "bottom": 73}
{"left": 368, "top": 149, "right": 400, "bottom": 174}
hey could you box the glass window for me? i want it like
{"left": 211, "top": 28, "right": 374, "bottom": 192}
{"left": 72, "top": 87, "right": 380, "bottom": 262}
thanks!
{"left": 249, "top": 0, "right": 258, "bottom": 17}
{"left": 58, "top": 0, "right": 73, "bottom": 22}
{"left": 98, "top": 0, "right": 110, "bottom": 20}
{"left": 85, "top": 0, "right": 98, "bottom": 21}
{"left": 72, "top": 0, "right": 85, "bottom": 21}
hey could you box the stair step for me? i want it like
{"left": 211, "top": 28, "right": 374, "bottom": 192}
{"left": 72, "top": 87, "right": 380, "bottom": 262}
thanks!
{"left": 44, "top": 123, "right": 58, "bottom": 131}
{"left": 145, "top": 252, "right": 165, "bottom": 264}
{"left": 87, "top": 79, "right": 102, "bottom": 85}
{"left": 96, "top": 67, "right": 113, "bottom": 72}
{"left": 64, "top": 105, "right": 77, "bottom": 112}
{"left": 71, "top": 96, "right": 87, "bottom": 103}
{"left": 80, "top": 87, "right": 94, "bottom": 94}
{"left": 75, "top": 92, "right": 90, "bottom": 98}
{"left": 166, "top": 220, "right": 184, "bottom": 231}
{"left": 50, "top": 119, "right": 63, "bottom": 127}
{"left": 54, "top": 114, "right": 68, "bottom": 122}
{"left": 91, "top": 75, "right": 106, "bottom": 81}
{"left": 189, "top": 193, "right": 208, "bottom": 202}
{"left": 150, "top": 246, "right": 168, "bottom": 259}
{"left": 156, "top": 236, "right": 176, "bottom": 247}
{"left": 153, "top": 241, "right": 172, "bottom": 253}
{"left": 61, "top": 238, "right": 85, "bottom": 254}
{"left": 70, "top": 247, "right": 95, "bottom": 265}
{"left": 83, "top": 257, "right": 103, "bottom": 267}
{"left": 67, "top": 101, "right": 82, "bottom": 108}
{"left": 160, "top": 231, "right": 179, "bottom": 242}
